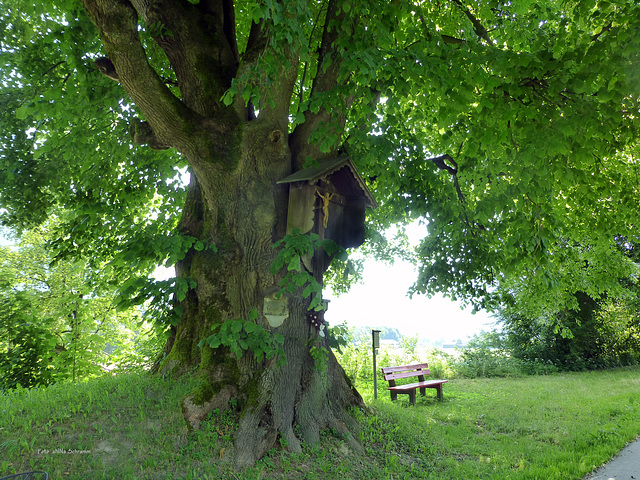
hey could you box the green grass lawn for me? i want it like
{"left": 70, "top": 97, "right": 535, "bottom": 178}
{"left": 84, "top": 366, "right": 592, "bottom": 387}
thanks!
{"left": 1, "top": 367, "right": 639, "bottom": 479}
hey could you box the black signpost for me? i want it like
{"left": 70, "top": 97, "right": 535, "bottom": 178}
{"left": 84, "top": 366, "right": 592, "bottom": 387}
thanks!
{"left": 372, "top": 329, "right": 381, "bottom": 399}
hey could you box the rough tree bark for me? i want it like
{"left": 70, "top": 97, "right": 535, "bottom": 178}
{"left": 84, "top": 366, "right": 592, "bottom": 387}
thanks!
{"left": 80, "top": 0, "right": 365, "bottom": 468}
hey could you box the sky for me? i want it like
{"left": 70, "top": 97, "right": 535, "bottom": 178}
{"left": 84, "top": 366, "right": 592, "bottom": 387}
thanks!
{"left": 324, "top": 256, "right": 495, "bottom": 343}
{"left": 0, "top": 226, "right": 13, "bottom": 247}
{"left": 320, "top": 221, "right": 496, "bottom": 342}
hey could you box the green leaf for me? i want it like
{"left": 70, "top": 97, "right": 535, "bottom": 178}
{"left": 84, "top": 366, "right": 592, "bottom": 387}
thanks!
{"left": 207, "top": 335, "right": 221, "bottom": 349}
{"left": 287, "top": 255, "right": 301, "bottom": 272}
{"left": 176, "top": 277, "right": 189, "bottom": 292}
{"left": 293, "top": 273, "right": 308, "bottom": 287}
{"left": 303, "top": 283, "right": 315, "bottom": 298}
{"left": 244, "top": 322, "right": 258, "bottom": 333}
{"left": 250, "top": 4, "right": 264, "bottom": 23}
{"left": 15, "top": 106, "right": 30, "bottom": 120}
{"left": 231, "top": 320, "right": 243, "bottom": 334}
{"left": 221, "top": 84, "right": 238, "bottom": 106}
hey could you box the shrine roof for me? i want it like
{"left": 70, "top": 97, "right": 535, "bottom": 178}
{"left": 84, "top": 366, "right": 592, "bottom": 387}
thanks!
{"left": 277, "top": 156, "right": 377, "bottom": 208}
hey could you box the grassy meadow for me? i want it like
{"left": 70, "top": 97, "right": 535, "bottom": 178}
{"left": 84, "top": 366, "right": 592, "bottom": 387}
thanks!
{"left": 1, "top": 367, "right": 640, "bottom": 479}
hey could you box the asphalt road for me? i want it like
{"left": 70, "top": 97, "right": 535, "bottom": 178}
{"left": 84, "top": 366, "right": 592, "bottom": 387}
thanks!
{"left": 583, "top": 437, "right": 640, "bottom": 480}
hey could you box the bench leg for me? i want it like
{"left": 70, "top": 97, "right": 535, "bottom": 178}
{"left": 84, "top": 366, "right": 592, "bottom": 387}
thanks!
{"left": 390, "top": 391, "right": 398, "bottom": 401}
{"left": 408, "top": 390, "right": 416, "bottom": 406}
{"left": 419, "top": 387, "right": 426, "bottom": 397}
{"left": 436, "top": 385, "right": 443, "bottom": 401}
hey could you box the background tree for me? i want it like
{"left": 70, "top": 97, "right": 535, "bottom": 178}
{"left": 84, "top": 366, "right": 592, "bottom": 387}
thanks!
{"left": 498, "top": 240, "right": 640, "bottom": 371}
{"left": 1, "top": 0, "right": 640, "bottom": 467}
{"left": 0, "top": 227, "right": 161, "bottom": 390}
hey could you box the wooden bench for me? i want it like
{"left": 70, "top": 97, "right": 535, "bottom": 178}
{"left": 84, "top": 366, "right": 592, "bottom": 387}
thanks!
{"left": 381, "top": 363, "right": 448, "bottom": 406}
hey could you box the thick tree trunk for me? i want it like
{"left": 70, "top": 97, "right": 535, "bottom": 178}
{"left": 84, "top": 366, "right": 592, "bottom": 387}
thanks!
{"left": 78, "top": 0, "right": 365, "bottom": 467}
{"left": 157, "top": 119, "right": 364, "bottom": 467}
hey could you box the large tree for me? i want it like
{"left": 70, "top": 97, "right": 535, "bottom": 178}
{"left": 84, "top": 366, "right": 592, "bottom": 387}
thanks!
{"left": 1, "top": 0, "right": 639, "bottom": 467}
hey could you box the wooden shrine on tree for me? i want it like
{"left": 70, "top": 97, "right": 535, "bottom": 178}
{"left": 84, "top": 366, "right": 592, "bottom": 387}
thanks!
{"left": 278, "top": 156, "right": 377, "bottom": 282}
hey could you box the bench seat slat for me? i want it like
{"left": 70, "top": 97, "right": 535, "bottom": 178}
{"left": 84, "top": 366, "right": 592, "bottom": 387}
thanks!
{"left": 387, "top": 380, "right": 448, "bottom": 391}
{"left": 383, "top": 369, "right": 431, "bottom": 381}
{"left": 381, "top": 363, "right": 430, "bottom": 373}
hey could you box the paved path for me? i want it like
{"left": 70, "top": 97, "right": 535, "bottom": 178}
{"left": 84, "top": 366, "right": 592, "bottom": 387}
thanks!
{"left": 583, "top": 437, "right": 640, "bottom": 480}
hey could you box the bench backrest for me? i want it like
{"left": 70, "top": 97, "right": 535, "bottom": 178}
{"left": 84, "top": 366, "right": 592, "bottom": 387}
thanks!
{"left": 381, "top": 363, "right": 431, "bottom": 382}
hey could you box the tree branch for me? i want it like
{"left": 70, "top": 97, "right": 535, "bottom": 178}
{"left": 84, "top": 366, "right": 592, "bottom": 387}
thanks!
{"left": 428, "top": 154, "right": 465, "bottom": 204}
{"left": 592, "top": 21, "right": 613, "bottom": 42}
{"left": 289, "top": 0, "right": 353, "bottom": 169}
{"left": 296, "top": 1, "right": 327, "bottom": 109}
{"left": 221, "top": 0, "right": 240, "bottom": 66}
{"left": 129, "top": 0, "right": 238, "bottom": 117}
{"left": 232, "top": 1, "right": 301, "bottom": 127}
{"left": 429, "top": 153, "right": 458, "bottom": 176}
{"left": 415, "top": 10, "right": 467, "bottom": 47}
{"left": 80, "top": 0, "right": 205, "bottom": 157}
{"left": 130, "top": 119, "right": 170, "bottom": 150}
{"left": 94, "top": 57, "right": 119, "bottom": 82}
{"left": 450, "top": 0, "right": 492, "bottom": 43}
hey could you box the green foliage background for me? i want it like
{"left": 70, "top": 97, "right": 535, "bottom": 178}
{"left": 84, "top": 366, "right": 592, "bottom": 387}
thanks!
{"left": 0, "top": 228, "right": 163, "bottom": 390}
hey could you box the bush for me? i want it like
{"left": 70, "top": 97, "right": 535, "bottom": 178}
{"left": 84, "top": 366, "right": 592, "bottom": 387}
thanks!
{"left": 454, "top": 331, "right": 522, "bottom": 378}
{"left": 500, "top": 291, "right": 640, "bottom": 373}
{"left": 422, "top": 348, "right": 457, "bottom": 378}
{"left": 517, "top": 359, "right": 559, "bottom": 375}
{"left": 0, "top": 301, "right": 58, "bottom": 389}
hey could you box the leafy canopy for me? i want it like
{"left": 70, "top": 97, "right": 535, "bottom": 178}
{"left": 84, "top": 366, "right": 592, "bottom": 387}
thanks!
{"left": 0, "top": 0, "right": 639, "bottom": 318}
